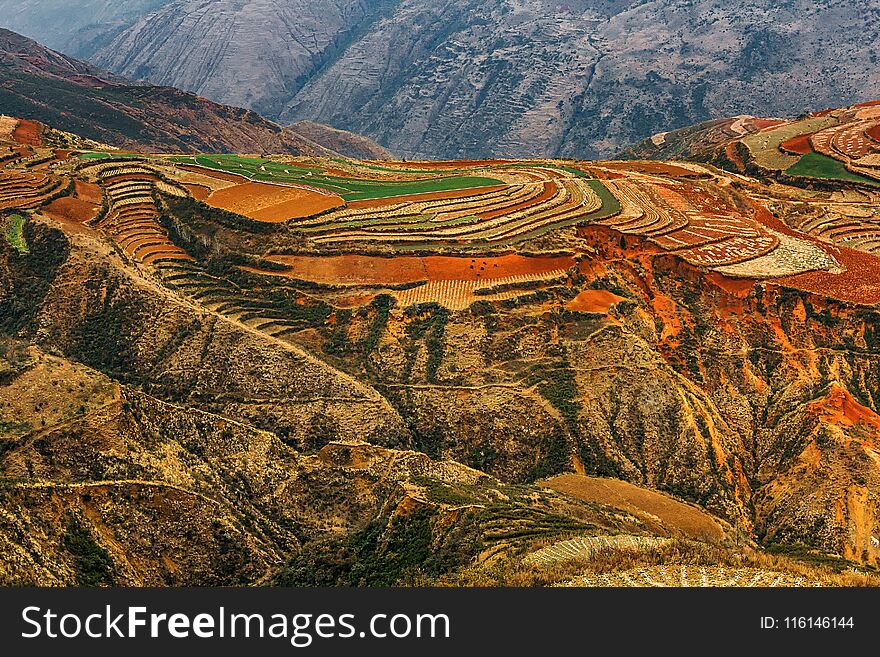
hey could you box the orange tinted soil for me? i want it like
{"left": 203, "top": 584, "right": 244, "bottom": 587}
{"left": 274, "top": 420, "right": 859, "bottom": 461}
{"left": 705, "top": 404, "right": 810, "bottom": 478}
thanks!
{"left": 867, "top": 125, "right": 880, "bottom": 142}
{"left": 566, "top": 289, "right": 626, "bottom": 313}
{"left": 780, "top": 134, "right": 814, "bottom": 155}
{"left": 74, "top": 180, "right": 103, "bottom": 204}
{"left": 184, "top": 184, "right": 211, "bottom": 201}
{"left": 205, "top": 182, "right": 344, "bottom": 222}
{"left": 12, "top": 119, "right": 41, "bottom": 146}
{"left": 725, "top": 142, "right": 746, "bottom": 171}
{"left": 263, "top": 253, "right": 576, "bottom": 286}
{"left": 779, "top": 245, "right": 880, "bottom": 305}
{"left": 42, "top": 197, "right": 99, "bottom": 224}
{"left": 704, "top": 272, "right": 755, "bottom": 297}
{"left": 855, "top": 100, "right": 880, "bottom": 108}
{"left": 808, "top": 384, "right": 880, "bottom": 432}
{"left": 347, "top": 185, "right": 507, "bottom": 209}
{"left": 541, "top": 474, "right": 727, "bottom": 541}
{"left": 753, "top": 118, "right": 787, "bottom": 130}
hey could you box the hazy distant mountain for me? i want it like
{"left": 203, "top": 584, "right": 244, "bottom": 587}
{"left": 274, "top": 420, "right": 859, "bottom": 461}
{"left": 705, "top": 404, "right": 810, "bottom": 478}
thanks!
{"left": 3, "top": 0, "right": 880, "bottom": 158}
{"left": 0, "top": 28, "right": 387, "bottom": 156}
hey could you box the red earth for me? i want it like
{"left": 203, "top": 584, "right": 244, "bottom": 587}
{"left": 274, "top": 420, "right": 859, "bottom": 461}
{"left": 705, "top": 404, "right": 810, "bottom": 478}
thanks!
{"left": 260, "top": 253, "right": 576, "bottom": 286}
{"left": 780, "top": 134, "right": 814, "bottom": 155}
{"left": 12, "top": 120, "right": 41, "bottom": 146}
{"left": 565, "top": 289, "right": 626, "bottom": 313}
{"left": 867, "top": 125, "right": 880, "bottom": 142}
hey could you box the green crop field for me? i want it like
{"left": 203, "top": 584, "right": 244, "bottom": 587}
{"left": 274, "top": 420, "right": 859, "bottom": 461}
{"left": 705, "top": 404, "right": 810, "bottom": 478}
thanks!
{"left": 786, "top": 152, "right": 880, "bottom": 186}
{"left": 166, "top": 154, "right": 503, "bottom": 201}
{"left": 4, "top": 214, "right": 28, "bottom": 254}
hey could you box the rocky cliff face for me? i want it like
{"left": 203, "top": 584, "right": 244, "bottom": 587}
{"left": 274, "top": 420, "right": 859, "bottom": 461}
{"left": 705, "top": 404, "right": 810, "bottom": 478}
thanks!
{"left": 48, "top": 0, "right": 880, "bottom": 158}
{"left": 91, "top": 0, "right": 389, "bottom": 120}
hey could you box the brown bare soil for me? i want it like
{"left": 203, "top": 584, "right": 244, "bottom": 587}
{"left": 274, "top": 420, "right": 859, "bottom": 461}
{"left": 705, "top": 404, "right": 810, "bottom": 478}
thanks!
{"left": 42, "top": 196, "right": 99, "bottom": 225}
{"left": 541, "top": 474, "right": 727, "bottom": 541}
{"left": 263, "top": 253, "right": 576, "bottom": 286}
{"left": 74, "top": 180, "right": 103, "bottom": 204}
{"left": 808, "top": 384, "right": 880, "bottom": 432}
{"left": 347, "top": 185, "right": 507, "bottom": 209}
{"left": 12, "top": 119, "right": 41, "bottom": 146}
{"left": 780, "top": 134, "right": 814, "bottom": 155}
{"left": 205, "top": 182, "right": 344, "bottom": 222}
{"left": 184, "top": 184, "right": 211, "bottom": 201}
{"left": 753, "top": 118, "right": 787, "bottom": 130}
{"left": 867, "top": 125, "right": 880, "bottom": 142}
{"left": 565, "top": 289, "right": 626, "bottom": 313}
{"left": 778, "top": 245, "right": 880, "bottom": 305}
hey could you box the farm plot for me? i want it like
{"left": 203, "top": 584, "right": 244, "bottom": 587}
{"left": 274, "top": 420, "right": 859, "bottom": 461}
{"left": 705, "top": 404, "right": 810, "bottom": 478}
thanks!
{"left": 167, "top": 154, "right": 503, "bottom": 201}
{"left": 741, "top": 116, "right": 838, "bottom": 170}
{"left": 302, "top": 174, "right": 614, "bottom": 247}
{"left": 0, "top": 171, "right": 65, "bottom": 210}
{"left": 394, "top": 269, "right": 569, "bottom": 310}
{"left": 562, "top": 566, "right": 821, "bottom": 587}
{"left": 261, "top": 253, "right": 576, "bottom": 286}
{"left": 203, "top": 181, "right": 345, "bottom": 222}
{"left": 786, "top": 152, "right": 880, "bottom": 186}
{"left": 90, "top": 164, "right": 192, "bottom": 265}
{"left": 794, "top": 207, "right": 880, "bottom": 254}
{"left": 601, "top": 178, "right": 773, "bottom": 266}
{"left": 525, "top": 535, "right": 670, "bottom": 566}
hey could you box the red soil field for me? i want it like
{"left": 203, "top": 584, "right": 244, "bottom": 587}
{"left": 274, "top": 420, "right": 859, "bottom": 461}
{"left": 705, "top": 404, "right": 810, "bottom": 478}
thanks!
{"left": 867, "top": 125, "right": 880, "bottom": 142}
{"left": 753, "top": 118, "right": 787, "bottom": 130}
{"left": 205, "top": 182, "right": 344, "bottom": 222}
{"left": 261, "top": 253, "right": 576, "bottom": 286}
{"left": 778, "top": 245, "right": 880, "bottom": 305}
{"left": 780, "top": 134, "right": 814, "bottom": 155}
{"left": 347, "top": 185, "right": 507, "bottom": 210}
{"left": 540, "top": 474, "right": 727, "bottom": 541}
{"left": 565, "top": 289, "right": 626, "bottom": 313}
{"left": 854, "top": 100, "right": 880, "bottom": 108}
{"left": 42, "top": 196, "right": 99, "bottom": 225}
{"left": 74, "top": 180, "right": 103, "bottom": 204}
{"left": 12, "top": 120, "right": 41, "bottom": 146}
{"left": 184, "top": 184, "right": 211, "bottom": 201}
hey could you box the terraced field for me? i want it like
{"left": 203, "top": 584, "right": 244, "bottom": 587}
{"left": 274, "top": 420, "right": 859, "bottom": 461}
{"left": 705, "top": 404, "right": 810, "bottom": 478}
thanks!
{"left": 525, "top": 535, "right": 670, "bottom": 566}
{"left": 0, "top": 170, "right": 65, "bottom": 210}
{"left": 741, "top": 116, "right": 839, "bottom": 170}
{"left": 81, "top": 161, "right": 192, "bottom": 265}
{"left": 562, "top": 566, "right": 822, "bottom": 587}
{"left": 166, "top": 154, "right": 504, "bottom": 201}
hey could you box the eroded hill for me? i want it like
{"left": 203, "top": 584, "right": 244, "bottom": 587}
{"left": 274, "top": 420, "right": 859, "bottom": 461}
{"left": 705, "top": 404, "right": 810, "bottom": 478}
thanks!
{"left": 2, "top": 111, "right": 880, "bottom": 586}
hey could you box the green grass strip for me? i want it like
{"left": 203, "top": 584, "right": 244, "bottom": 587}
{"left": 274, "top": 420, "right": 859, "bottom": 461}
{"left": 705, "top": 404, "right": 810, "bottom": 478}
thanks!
{"left": 4, "top": 214, "right": 28, "bottom": 254}
{"left": 785, "top": 152, "right": 880, "bottom": 186}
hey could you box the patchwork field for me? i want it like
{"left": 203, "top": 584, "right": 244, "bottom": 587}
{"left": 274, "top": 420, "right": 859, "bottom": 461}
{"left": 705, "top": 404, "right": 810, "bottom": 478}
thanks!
{"left": 563, "top": 566, "right": 821, "bottom": 587}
